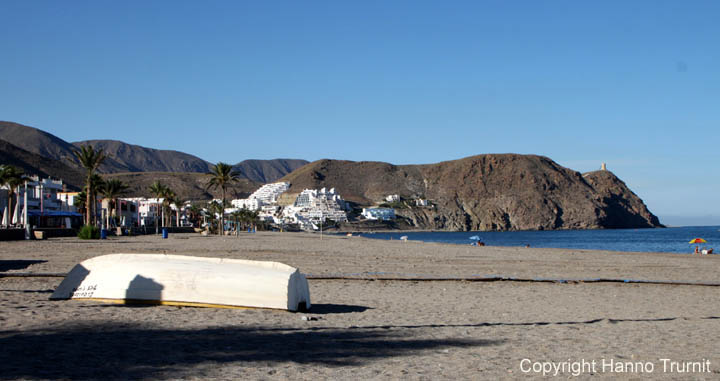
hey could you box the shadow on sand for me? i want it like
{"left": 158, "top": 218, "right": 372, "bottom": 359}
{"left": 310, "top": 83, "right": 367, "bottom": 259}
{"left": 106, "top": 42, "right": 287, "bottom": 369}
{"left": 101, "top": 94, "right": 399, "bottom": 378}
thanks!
{"left": 0, "top": 260, "right": 47, "bottom": 272}
{"left": 0, "top": 321, "right": 502, "bottom": 379}
{"left": 303, "top": 303, "right": 372, "bottom": 314}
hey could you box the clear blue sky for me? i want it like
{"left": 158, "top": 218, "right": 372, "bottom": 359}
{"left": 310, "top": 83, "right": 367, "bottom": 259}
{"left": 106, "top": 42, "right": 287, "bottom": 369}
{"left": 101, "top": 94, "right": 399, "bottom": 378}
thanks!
{"left": 1, "top": 1, "right": 718, "bottom": 224}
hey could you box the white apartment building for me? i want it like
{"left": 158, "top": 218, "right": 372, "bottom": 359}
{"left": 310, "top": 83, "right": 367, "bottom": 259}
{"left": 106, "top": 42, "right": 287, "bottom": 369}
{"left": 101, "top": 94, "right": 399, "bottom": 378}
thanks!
{"left": 251, "top": 182, "right": 289, "bottom": 203}
{"left": 4, "top": 176, "right": 83, "bottom": 228}
{"left": 293, "top": 187, "right": 346, "bottom": 209}
{"left": 22, "top": 176, "right": 65, "bottom": 213}
{"left": 283, "top": 187, "right": 348, "bottom": 230}
{"left": 230, "top": 182, "right": 290, "bottom": 211}
{"left": 362, "top": 208, "right": 396, "bottom": 221}
{"left": 231, "top": 198, "right": 262, "bottom": 211}
{"left": 122, "top": 197, "right": 164, "bottom": 227}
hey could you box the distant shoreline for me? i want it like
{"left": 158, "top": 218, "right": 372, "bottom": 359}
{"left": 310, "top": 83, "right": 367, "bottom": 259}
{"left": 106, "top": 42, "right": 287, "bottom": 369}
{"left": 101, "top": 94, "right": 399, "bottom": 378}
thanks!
{"left": 331, "top": 226, "right": 718, "bottom": 255}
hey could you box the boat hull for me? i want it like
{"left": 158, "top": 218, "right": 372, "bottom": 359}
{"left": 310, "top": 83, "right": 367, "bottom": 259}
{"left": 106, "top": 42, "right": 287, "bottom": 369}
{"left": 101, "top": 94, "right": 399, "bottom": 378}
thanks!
{"left": 50, "top": 254, "right": 311, "bottom": 311}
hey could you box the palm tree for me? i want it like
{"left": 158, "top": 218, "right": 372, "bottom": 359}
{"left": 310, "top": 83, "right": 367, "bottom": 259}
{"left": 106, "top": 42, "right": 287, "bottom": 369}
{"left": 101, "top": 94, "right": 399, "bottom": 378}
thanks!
{"left": 239, "top": 208, "right": 251, "bottom": 232}
{"left": 161, "top": 189, "right": 176, "bottom": 227}
{"left": 187, "top": 203, "right": 202, "bottom": 227}
{"left": 0, "top": 165, "right": 25, "bottom": 226}
{"left": 230, "top": 209, "right": 242, "bottom": 236}
{"left": 207, "top": 200, "right": 224, "bottom": 234}
{"left": 102, "top": 179, "right": 129, "bottom": 228}
{"left": 172, "top": 197, "right": 185, "bottom": 227}
{"left": 148, "top": 181, "right": 168, "bottom": 233}
{"left": 246, "top": 209, "right": 259, "bottom": 232}
{"left": 206, "top": 162, "right": 239, "bottom": 235}
{"left": 71, "top": 145, "right": 106, "bottom": 226}
{"left": 73, "top": 190, "right": 88, "bottom": 223}
{"left": 83, "top": 174, "right": 106, "bottom": 227}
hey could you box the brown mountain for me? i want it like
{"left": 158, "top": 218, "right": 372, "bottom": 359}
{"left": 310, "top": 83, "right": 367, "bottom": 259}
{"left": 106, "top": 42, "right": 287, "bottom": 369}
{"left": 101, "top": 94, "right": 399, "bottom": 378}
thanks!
{"left": 103, "top": 172, "right": 261, "bottom": 201}
{"left": 233, "top": 159, "right": 310, "bottom": 184}
{"left": 281, "top": 155, "right": 662, "bottom": 231}
{"left": 582, "top": 170, "right": 661, "bottom": 229}
{"left": 0, "top": 121, "right": 133, "bottom": 173}
{"left": 0, "top": 138, "right": 258, "bottom": 199}
{"left": 74, "top": 140, "right": 213, "bottom": 173}
{"left": 0, "top": 121, "right": 79, "bottom": 164}
{"left": 281, "top": 159, "right": 424, "bottom": 204}
{"left": 0, "top": 121, "right": 307, "bottom": 183}
{"left": 0, "top": 139, "right": 85, "bottom": 190}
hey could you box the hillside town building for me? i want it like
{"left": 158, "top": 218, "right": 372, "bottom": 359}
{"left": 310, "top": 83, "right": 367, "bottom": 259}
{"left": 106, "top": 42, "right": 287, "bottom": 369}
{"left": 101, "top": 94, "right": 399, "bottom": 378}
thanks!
{"left": 282, "top": 187, "right": 348, "bottom": 230}
{"left": 362, "top": 207, "right": 396, "bottom": 221}
{"left": 385, "top": 194, "right": 400, "bottom": 202}
{"left": 231, "top": 182, "right": 290, "bottom": 211}
{"left": 231, "top": 198, "right": 261, "bottom": 211}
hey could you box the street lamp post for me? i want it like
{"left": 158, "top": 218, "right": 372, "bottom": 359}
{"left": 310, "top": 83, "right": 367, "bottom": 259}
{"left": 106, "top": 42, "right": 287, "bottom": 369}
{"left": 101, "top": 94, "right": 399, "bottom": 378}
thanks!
{"left": 23, "top": 180, "right": 29, "bottom": 240}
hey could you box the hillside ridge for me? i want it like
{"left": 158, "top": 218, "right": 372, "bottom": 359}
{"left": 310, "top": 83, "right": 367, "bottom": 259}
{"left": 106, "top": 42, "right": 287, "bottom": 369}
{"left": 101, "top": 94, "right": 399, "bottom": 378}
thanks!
{"left": 0, "top": 121, "right": 307, "bottom": 182}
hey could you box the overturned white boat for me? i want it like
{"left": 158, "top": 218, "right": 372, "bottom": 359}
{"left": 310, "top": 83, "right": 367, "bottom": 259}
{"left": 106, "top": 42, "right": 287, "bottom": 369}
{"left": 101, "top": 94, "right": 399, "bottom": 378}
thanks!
{"left": 50, "top": 254, "right": 311, "bottom": 311}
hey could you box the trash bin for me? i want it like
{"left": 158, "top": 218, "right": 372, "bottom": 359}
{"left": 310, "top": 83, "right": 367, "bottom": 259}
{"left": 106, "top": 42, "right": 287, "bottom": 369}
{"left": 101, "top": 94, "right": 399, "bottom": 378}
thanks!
{"left": 100, "top": 229, "right": 107, "bottom": 240}
{"left": 162, "top": 228, "right": 168, "bottom": 239}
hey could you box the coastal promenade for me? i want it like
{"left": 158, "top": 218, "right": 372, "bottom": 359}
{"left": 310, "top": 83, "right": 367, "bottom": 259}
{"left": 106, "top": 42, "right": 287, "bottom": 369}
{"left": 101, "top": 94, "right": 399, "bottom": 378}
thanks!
{"left": 1, "top": 233, "right": 719, "bottom": 379}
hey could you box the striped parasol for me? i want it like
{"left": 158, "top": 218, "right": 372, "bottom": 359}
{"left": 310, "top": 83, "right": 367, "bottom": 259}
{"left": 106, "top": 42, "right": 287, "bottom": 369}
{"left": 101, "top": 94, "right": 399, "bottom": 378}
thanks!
{"left": 689, "top": 238, "right": 707, "bottom": 254}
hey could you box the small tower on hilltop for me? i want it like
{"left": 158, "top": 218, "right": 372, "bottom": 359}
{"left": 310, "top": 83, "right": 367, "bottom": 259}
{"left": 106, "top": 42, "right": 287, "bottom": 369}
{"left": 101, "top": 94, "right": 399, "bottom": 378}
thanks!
{"left": 601, "top": 162, "right": 607, "bottom": 171}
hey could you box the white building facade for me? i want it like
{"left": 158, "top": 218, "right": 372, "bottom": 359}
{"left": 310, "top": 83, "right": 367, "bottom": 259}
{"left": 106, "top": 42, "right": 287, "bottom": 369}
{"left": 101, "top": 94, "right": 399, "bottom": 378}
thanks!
{"left": 385, "top": 194, "right": 400, "bottom": 202}
{"left": 362, "top": 208, "right": 396, "bottom": 221}
{"left": 282, "top": 187, "right": 348, "bottom": 230}
{"left": 230, "top": 182, "right": 290, "bottom": 212}
{"left": 5, "top": 176, "right": 83, "bottom": 228}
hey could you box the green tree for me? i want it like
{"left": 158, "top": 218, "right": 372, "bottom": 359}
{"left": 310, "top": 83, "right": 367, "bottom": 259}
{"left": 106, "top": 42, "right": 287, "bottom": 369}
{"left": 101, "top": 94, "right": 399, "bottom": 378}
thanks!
{"left": 0, "top": 165, "right": 25, "bottom": 225}
{"left": 187, "top": 203, "right": 202, "bottom": 227}
{"left": 207, "top": 200, "right": 224, "bottom": 234}
{"left": 206, "top": 162, "right": 239, "bottom": 235}
{"left": 71, "top": 145, "right": 106, "bottom": 226}
{"left": 230, "top": 209, "right": 242, "bottom": 236}
{"left": 172, "top": 196, "right": 185, "bottom": 227}
{"left": 148, "top": 181, "right": 169, "bottom": 233}
{"left": 245, "top": 208, "right": 259, "bottom": 231}
{"left": 162, "top": 189, "right": 176, "bottom": 227}
{"left": 73, "top": 190, "right": 88, "bottom": 223}
{"left": 89, "top": 174, "right": 105, "bottom": 226}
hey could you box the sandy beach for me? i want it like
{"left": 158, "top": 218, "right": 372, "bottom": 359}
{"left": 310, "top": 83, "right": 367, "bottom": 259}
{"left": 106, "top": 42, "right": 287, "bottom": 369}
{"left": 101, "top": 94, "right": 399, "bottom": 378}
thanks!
{"left": 2, "top": 232, "right": 720, "bottom": 379}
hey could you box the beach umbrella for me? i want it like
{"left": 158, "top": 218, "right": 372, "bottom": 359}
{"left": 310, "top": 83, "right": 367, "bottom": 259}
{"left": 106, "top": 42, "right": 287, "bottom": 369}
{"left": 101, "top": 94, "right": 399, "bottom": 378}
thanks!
{"left": 689, "top": 238, "right": 707, "bottom": 253}
{"left": 1, "top": 206, "right": 7, "bottom": 226}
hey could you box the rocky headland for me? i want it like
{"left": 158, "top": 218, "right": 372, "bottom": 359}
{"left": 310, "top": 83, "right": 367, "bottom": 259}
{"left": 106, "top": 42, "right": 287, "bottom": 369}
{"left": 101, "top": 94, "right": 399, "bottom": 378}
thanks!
{"left": 281, "top": 154, "right": 662, "bottom": 231}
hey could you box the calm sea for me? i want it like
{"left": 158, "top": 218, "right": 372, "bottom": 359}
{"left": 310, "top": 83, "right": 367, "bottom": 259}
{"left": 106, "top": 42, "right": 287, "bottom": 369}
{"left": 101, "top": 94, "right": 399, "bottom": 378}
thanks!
{"left": 351, "top": 226, "right": 720, "bottom": 254}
